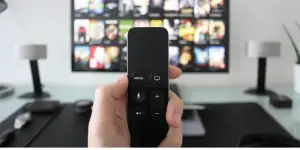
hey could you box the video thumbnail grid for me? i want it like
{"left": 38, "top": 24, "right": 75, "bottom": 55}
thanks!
{"left": 72, "top": 0, "right": 228, "bottom": 72}
{"left": 74, "top": 0, "right": 225, "bottom": 19}
{"left": 73, "top": 45, "right": 226, "bottom": 72}
{"left": 73, "top": 18, "right": 226, "bottom": 46}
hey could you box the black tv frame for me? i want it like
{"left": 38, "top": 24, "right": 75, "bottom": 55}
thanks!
{"left": 71, "top": 0, "right": 230, "bottom": 73}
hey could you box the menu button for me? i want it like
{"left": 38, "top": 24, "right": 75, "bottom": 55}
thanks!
{"left": 133, "top": 76, "right": 144, "bottom": 80}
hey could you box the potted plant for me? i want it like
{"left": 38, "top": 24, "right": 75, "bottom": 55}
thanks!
{"left": 282, "top": 21, "right": 300, "bottom": 93}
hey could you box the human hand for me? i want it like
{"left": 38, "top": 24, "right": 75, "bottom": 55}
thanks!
{"left": 88, "top": 66, "right": 184, "bottom": 147}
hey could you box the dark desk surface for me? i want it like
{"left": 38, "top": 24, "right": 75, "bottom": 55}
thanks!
{"left": 184, "top": 103, "right": 291, "bottom": 147}
{"left": 0, "top": 102, "right": 292, "bottom": 147}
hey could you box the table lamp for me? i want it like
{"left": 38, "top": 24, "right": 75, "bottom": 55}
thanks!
{"left": 244, "top": 40, "right": 281, "bottom": 96}
{"left": 16, "top": 44, "right": 50, "bottom": 99}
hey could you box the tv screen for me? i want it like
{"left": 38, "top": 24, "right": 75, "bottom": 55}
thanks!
{"left": 71, "top": 0, "right": 229, "bottom": 72}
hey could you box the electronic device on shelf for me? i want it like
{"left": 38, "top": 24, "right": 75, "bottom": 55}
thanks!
{"left": 74, "top": 99, "right": 93, "bottom": 114}
{"left": 23, "top": 101, "right": 60, "bottom": 113}
{"left": 15, "top": 44, "right": 50, "bottom": 99}
{"left": 269, "top": 94, "right": 292, "bottom": 109}
{"left": 0, "top": 84, "right": 14, "bottom": 99}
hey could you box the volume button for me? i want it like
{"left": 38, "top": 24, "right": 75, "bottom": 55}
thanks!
{"left": 150, "top": 90, "right": 164, "bottom": 117}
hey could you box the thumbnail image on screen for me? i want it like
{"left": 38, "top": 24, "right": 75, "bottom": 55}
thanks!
{"left": 89, "top": 20, "right": 105, "bottom": 44}
{"left": 119, "top": 20, "right": 133, "bottom": 44}
{"left": 104, "top": 0, "right": 118, "bottom": 17}
{"left": 179, "top": 46, "right": 193, "bottom": 71}
{"left": 148, "top": 0, "right": 164, "bottom": 17}
{"left": 178, "top": 19, "right": 195, "bottom": 43}
{"left": 74, "top": 46, "right": 90, "bottom": 70}
{"left": 74, "top": 19, "right": 90, "bottom": 43}
{"left": 89, "top": 46, "right": 105, "bottom": 69}
{"left": 208, "top": 46, "right": 226, "bottom": 69}
{"left": 163, "top": 19, "right": 180, "bottom": 41}
{"left": 164, "top": 0, "right": 179, "bottom": 12}
{"left": 179, "top": 0, "right": 194, "bottom": 17}
{"left": 134, "top": 19, "right": 150, "bottom": 27}
{"left": 72, "top": 0, "right": 229, "bottom": 72}
{"left": 194, "top": 46, "right": 209, "bottom": 66}
{"left": 210, "top": 0, "right": 224, "bottom": 16}
{"left": 209, "top": 20, "right": 225, "bottom": 41}
{"left": 194, "top": 0, "right": 210, "bottom": 17}
{"left": 89, "top": 0, "right": 104, "bottom": 16}
{"left": 74, "top": 0, "right": 89, "bottom": 14}
{"left": 119, "top": 0, "right": 134, "bottom": 17}
{"left": 194, "top": 19, "right": 209, "bottom": 44}
{"left": 103, "top": 20, "right": 118, "bottom": 44}
{"left": 150, "top": 20, "right": 163, "bottom": 27}
{"left": 169, "top": 46, "right": 179, "bottom": 66}
{"left": 210, "top": 0, "right": 224, "bottom": 10}
{"left": 104, "top": 46, "right": 120, "bottom": 71}
{"left": 119, "top": 46, "right": 128, "bottom": 71}
{"left": 133, "top": 0, "right": 149, "bottom": 17}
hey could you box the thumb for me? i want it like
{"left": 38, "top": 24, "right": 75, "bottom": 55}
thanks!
{"left": 159, "top": 90, "right": 183, "bottom": 147}
{"left": 91, "top": 76, "right": 128, "bottom": 125}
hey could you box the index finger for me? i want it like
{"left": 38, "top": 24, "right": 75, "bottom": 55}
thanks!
{"left": 169, "top": 66, "right": 182, "bottom": 79}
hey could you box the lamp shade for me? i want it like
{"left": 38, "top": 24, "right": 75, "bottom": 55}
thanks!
{"left": 15, "top": 44, "right": 47, "bottom": 60}
{"left": 246, "top": 41, "right": 281, "bottom": 58}
{"left": 0, "top": 0, "right": 7, "bottom": 13}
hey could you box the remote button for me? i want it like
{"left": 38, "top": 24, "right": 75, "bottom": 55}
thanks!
{"left": 133, "top": 106, "right": 147, "bottom": 118}
{"left": 135, "top": 91, "right": 146, "bottom": 103}
{"left": 130, "top": 72, "right": 147, "bottom": 81}
{"left": 129, "top": 72, "right": 148, "bottom": 86}
{"left": 149, "top": 72, "right": 167, "bottom": 87}
{"left": 150, "top": 90, "right": 164, "bottom": 117}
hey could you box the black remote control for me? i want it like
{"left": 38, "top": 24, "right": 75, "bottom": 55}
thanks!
{"left": 127, "top": 27, "right": 169, "bottom": 147}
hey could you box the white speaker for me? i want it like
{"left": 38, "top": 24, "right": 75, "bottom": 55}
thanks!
{"left": 16, "top": 44, "right": 47, "bottom": 60}
{"left": 245, "top": 41, "right": 281, "bottom": 96}
{"left": 0, "top": 0, "right": 7, "bottom": 13}
{"left": 15, "top": 44, "right": 50, "bottom": 99}
{"left": 246, "top": 41, "right": 281, "bottom": 58}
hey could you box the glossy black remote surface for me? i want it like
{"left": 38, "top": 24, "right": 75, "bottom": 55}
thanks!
{"left": 127, "top": 27, "right": 169, "bottom": 147}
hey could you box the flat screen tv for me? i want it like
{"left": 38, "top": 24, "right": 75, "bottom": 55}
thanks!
{"left": 71, "top": 0, "right": 229, "bottom": 73}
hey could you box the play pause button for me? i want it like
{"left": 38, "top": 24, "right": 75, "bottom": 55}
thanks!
{"left": 134, "top": 107, "right": 147, "bottom": 118}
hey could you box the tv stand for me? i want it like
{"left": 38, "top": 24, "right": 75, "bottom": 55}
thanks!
{"left": 169, "top": 83, "right": 206, "bottom": 137}
{"left": 19, "top": 60, "right": 50, "bottom": 99}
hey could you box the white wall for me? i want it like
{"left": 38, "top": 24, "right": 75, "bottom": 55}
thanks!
{"left": 0, "top": 0, "right": 299, "bottom": 87}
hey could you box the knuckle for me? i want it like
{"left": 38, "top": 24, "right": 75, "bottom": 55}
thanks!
{"left": 95, "top": 86, "right": 104, "bottom": 95}
{"left": 95, "top": 85, "right": 111, "bottom": 96}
